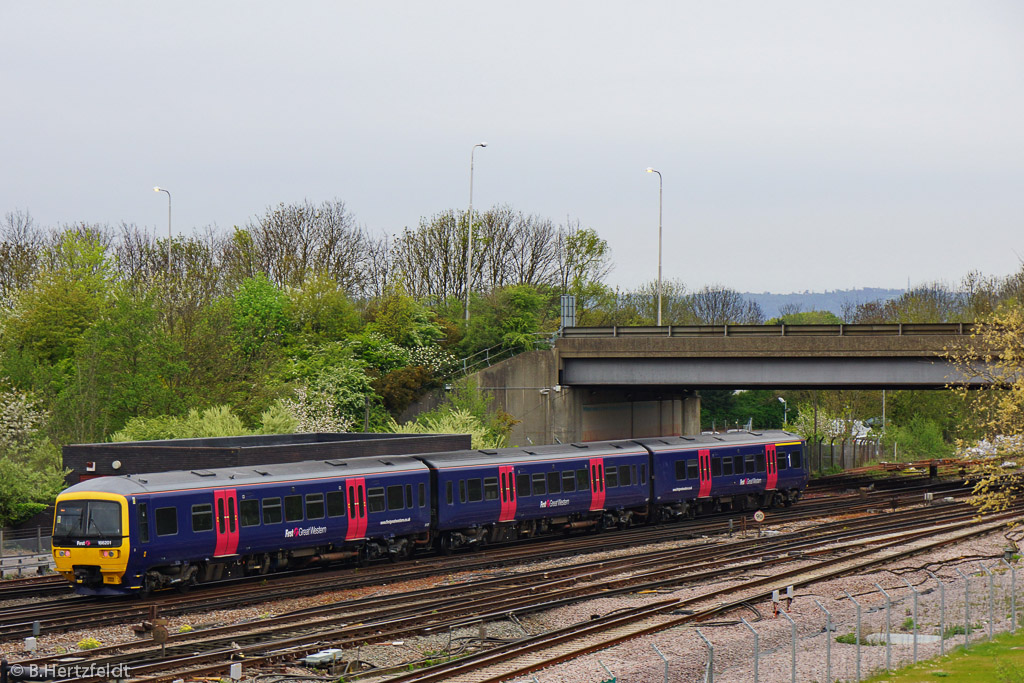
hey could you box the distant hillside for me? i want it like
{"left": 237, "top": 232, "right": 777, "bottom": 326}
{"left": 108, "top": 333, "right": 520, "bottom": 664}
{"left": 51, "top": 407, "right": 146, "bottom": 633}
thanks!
{"left": 743, "top": 287, "right": 905, "bottom": 320}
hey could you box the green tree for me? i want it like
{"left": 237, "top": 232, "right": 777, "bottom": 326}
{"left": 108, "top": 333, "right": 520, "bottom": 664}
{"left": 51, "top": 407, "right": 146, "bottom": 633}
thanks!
{"left": 231, "top": 274, "right": 290, "bottom": 360}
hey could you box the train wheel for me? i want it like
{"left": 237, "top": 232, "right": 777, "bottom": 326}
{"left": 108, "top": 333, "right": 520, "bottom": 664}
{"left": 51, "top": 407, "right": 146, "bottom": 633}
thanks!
{"left": 138, "top": 575, "right": 156, "bottom": 600}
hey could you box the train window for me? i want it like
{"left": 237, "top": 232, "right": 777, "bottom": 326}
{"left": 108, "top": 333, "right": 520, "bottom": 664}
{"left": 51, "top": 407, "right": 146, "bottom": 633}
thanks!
{"left": 284, "top": 495, "right": 303, "bottom": 522}
{"left": 262, "top": 498, "right": 282, "bottom": 525}
{"left": 546, "top": 471, "right": 561, "bottom": 494}
{"left": 192, "top": 503, "right": 214, "bottom": 533}
{"left": 756, "top": 453, "right": 766, "bottom": 473}
{"left": 484, "top": 477, "right": 499, "bottom": 501}
{"left": 684, "top": 461, "right": 696, "bottom": 480}
{"left": 577, "top": 469, "right": 590, "bottom": 491}
{"left": 562, "top": 470, "right": 576, "bottom": 493}
{"left": 722, "top": 457, "right": 733, "bottom": 476}
{"left": 730, "top": 456, "right": 741, "bottom": 474}
{"left": 640, "top": 464, "right": 646, "bottom": 484}
{"left": 675, "top": 460, "right": 686, "bottom": 480}
{"left": 138, "top": 503, "right": 150, "bottom": 543}
{"left": 744, "top": 455, "right": 756, "bottom": 473}
{"left": 419, "top": 483, "right": 426, "bottom": 507}
{"left": 218, "top": 499, "right": 226, "bottom": 533}
{"left": 326, "top": 491, "right": 346, "bottom": 517}
{"left": 516, "top": 473, "right": 531, "bottom": 497}
{"left": 406, "top": 484, "right": 413, "bottom": 508}
{"left": 605, "top": 466, "right": 618, "bottom": 488}
{"left": 446, "top": 481, "right": 454, "bottom": 505}
{"left": 790, "top": 451, "right": 803, "bottom": 469}
{"left": 467, "top": 479, "right": 483, "bottom": 503}
{"left": 500, "top": 473, "right": 508, "bottom": 502}
{"left": 387, "top": 485, "right": 404, "bottom": 510}
{"left": 228, "top": 498, "right": 236, "bottom": 533}
{"left": 620, "top": 465, "right": 631, "bottom": 487}
{"left": 240, "top": 499, "right": 261, "bottom": 526}
{"left": 155, "top": 506, "right": 178, "bottom": 536}
{"left": 368, "top": 487, "right": 386, "bottom": 513}
{"left": 531, "top": 473, "right": 546, "bottom": 496}
{"left": 777, "top": 453, "right": 788, "bottom": 471}
{"left": 305, "top": 493, "right": 325, "bottom": 519}
{"left": 459, "top": 480, "right": 467, "bottom": 504}
{"left": 711, "top": 458, "right": 722, "bottom": 477}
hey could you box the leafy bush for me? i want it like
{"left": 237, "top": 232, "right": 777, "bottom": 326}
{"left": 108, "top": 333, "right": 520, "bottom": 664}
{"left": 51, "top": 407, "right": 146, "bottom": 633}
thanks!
{"left": 883, "top": 414, "right": 953, "bottom": 461}
{"left": 77, "top": 637, "right": 101, "bottom": 650}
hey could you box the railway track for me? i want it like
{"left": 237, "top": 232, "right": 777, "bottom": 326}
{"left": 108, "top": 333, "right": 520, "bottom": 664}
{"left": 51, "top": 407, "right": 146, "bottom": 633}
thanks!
{"left": 11, "top": 496, "right": 1011, "bottom": 682}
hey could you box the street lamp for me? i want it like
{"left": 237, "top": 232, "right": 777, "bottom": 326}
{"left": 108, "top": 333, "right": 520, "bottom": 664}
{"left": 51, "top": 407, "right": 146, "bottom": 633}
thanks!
{"left": 778, "top": 396, "right": 788, "bottom": 427}
{"left": 153, "top": 186, "right": 171, "bottom": 274}
{"left": 645, "top": 167, "right": 663, "bottom": 326}
{"left": 465, "top": 142, "right": 487, "bottom": 322}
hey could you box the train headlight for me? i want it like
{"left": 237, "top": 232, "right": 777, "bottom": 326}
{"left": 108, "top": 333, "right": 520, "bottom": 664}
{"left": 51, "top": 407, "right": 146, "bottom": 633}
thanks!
{"left": 99, "top": 550, "right": 120, "bottom": 559}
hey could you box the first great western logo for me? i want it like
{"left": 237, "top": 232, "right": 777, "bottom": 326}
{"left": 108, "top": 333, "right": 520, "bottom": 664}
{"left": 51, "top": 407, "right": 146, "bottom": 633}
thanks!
{"left": 284, "top": 525, "right": 327, "bottom": 538}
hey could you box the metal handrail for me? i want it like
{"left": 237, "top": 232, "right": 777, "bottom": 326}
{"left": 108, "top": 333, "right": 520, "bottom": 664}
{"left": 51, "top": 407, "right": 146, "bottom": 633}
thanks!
{"left": 560, "top": 322, "right": 972, "bottom": 338}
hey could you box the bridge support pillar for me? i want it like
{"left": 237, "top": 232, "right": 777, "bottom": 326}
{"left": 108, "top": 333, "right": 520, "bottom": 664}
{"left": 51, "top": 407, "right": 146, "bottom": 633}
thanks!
{"left": 683, "top": 394, "right": 701, "bottom": 435}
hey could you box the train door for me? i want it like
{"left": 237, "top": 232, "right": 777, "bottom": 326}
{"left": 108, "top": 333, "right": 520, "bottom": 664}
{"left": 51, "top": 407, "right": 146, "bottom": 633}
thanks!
{"left": 589, "top": 458, "right": 606, "bottom": 511}
{"left": 345, "top": 478, "right": 367, "bottom": 541}
{"left": 213, "top": 488, "right": 239, "bottom": 557}
{"left": 765, "top": 444, "right": 778, "bottom": 490}
{"left": 498, "top": 465, "right": 517, "bottom": 522}
{"left": 697, "top": 449, "right": 712, "bottom": 498}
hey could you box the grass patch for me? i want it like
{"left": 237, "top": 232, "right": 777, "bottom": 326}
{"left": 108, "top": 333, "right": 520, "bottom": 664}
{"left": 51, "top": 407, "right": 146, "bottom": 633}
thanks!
{"left": 863, "top": 629, "right": 1024, "bottom": 682}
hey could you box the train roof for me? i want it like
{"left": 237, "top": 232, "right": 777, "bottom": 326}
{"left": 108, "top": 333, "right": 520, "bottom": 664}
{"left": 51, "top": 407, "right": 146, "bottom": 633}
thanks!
{"left": 60, "top": 455, "right": 429, "bottom": 496}
{"left": 412, "top": 440, "right": 647, "bottom": 469}
{"left": 633, "top": 430, "right": 804, "bottom": 452}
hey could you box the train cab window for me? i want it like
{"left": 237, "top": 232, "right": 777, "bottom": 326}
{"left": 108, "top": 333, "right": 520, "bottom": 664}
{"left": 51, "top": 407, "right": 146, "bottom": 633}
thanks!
{"left": 756, "top": 453, "right": 766, "bottom": 473}
{"left": 562, "top": 470, "right": 576, "bottom": 493}
{"left": 284, "top": 495, "right": 303, "bottom": 522}
{"left": 138, "top": 502, "right": 150, "bottom": 543}
{"left": 777, "top": 453, "right": 788, "bottom": 471}
{"left": 484, "top": 477, "right": 499, "bottom": 501}
{"left": 577, "top": 468, "right": 590, "bottom": 491}
{"left": 419, "top": 483, "right": 426, "bottom": 507}
{"left": 687, "top": 461, "right": 699, "bottom": 480}
{"left": 155, "top": 506, "right": 178, "bottom": 536}
{"left": 605, "top": 466, "right": 618, "bottom": 488}
{"left": 326, "top": 490, "right": 346, "bottom": 517}
{"left": 387, "top": 485, "right": 404, "bottom": 510}
{"left": 546, "top": 471, "right": 561, "bottom": 494}
{"left": 744, "top": 455, "right": 756, "bottom": 474}
{"left": 446, "top": 481, "right": 454, "bottom": 505}
{"left": 262, "top": 498, "right": 282, "bottom": 524}
{"left": 467, "top": 479, "right": 483, "bottom": 503}
{"left": 368, "top": 487, "right": 386, "bottom": 513}
{"left": 722, "top": 457, "right": 734, "bottom": 476}
{"left": 790, "top": 451, "right": 803, "bottom": 469}
{"left": 305, "top": 493, "right": 325, "bottom": 519}
{"left": 675, "top": 460, "right": 686, "bottom": 480}
{"left": 192, "top": 503, "right": 214, "bottom": 532}
{"left": 531, "top": 473, "right": 546, "bottom": 496}
{"left": 516, "top": 473, "right": 531, "bottom": 497}
{"left": 240, "top": 499, "right": 261, "bottom": 526}
{"left": 711, "top": 458, "right": 722, "bottom": 477}
{"left": 620, "top": 465, "right": 631, "bottom": 487}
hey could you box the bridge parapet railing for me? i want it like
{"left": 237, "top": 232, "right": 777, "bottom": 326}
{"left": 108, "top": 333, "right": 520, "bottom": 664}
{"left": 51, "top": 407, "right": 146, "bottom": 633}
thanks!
{"left": 561, "top": 323, "right": 973, "bottom": 338}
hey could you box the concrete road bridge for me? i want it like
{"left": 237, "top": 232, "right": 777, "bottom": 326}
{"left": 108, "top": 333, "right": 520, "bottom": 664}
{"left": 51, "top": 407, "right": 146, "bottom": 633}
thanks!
{"left": 467, "top": 323, "right": 977, "bottom": 446}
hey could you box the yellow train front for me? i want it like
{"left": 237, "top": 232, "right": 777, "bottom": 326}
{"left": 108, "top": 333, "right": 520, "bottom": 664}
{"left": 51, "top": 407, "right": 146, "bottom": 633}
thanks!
{"left": 52, "top": 489, "right": 132, "bottom": 594}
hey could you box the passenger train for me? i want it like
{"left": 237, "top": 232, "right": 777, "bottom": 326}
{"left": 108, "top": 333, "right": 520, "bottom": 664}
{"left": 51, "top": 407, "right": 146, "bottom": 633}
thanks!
{"left": 51, "top": 431, "right": 807, "bottom": 596}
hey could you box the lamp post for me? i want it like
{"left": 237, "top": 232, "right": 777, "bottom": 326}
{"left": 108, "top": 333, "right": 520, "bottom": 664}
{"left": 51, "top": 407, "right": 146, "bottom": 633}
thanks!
{"left": 465, "top": 142, "right": 487, "bottom": 322}
{"left": 645, "top": 167, "right": 663, "bottom": 326}
{"left": 778, "top": 396, "right": 788, "bottom": 427}
{"left": 153, "top": 186, "right": 171, "bottom": 274}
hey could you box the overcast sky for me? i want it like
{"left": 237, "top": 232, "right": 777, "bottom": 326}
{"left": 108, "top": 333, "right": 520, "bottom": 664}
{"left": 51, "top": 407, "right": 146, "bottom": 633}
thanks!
{"left": 2, "top": 2, "right": 1022, "bottom": 294}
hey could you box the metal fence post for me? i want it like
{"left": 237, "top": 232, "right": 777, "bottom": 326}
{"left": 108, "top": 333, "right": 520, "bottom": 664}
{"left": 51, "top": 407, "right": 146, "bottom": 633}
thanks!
{"left": 1001, "top": 558, "right": 1016, "bottom": 632}
{"left": 652, "top": 643, "right": 670, "bottom": 683}
{"left": 780, "top": 610, "right": 797, "bottom": 683}
{"left": 844, "top": 590, "right": 863, "bottom": 683}
{"left": 814, "top": 600, "right": 833, "bottom": 683}
{"left": 740, "top": 617, "right": 759, "bottom": 683}
{"left": 982, "top": 564, "right": 995, "bottom": 640}
{"left": 926, "top": 570, "right": 946, "bottom": 657}
{"left": 955, "top": 567, "right": 971, "bottom": 648}
{"left": 597, "top": 659, "right": 615, "bottom": 683}
{"left": 875, "top": 583, "right": 892, "bottom": 671}
{"left": 695, "top": 630, "right": 714, "bottom": 683}
{"left": 899, "top": 576, "right": 920, "bottom": 664}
